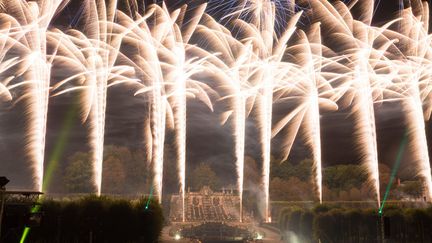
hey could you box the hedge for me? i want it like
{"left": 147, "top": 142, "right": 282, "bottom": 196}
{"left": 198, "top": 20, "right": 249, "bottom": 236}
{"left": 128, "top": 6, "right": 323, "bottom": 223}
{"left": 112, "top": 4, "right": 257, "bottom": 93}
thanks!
{"left": 3, "top": 195, "right": 163, "bottom": 243}
{"left": 279, "top": 205, "right": 432, "bottom": 243}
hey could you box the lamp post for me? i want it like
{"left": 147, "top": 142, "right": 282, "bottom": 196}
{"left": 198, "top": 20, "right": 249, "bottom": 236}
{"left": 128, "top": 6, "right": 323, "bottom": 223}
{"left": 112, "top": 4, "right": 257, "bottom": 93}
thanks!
{"left": 0, "top": 176, "right": 10, "bottom": 240}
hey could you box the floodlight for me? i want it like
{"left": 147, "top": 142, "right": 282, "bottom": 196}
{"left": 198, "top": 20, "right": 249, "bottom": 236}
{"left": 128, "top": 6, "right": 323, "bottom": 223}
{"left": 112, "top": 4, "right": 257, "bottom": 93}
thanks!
{"left": 256, "top": 233, "right": 263, "bottom": 240}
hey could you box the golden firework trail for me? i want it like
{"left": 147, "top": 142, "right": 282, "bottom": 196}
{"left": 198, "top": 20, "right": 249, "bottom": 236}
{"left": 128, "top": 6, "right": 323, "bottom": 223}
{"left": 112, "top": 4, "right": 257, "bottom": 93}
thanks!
{"left": 0, "top": 0, "right": 431, "bottom": 219}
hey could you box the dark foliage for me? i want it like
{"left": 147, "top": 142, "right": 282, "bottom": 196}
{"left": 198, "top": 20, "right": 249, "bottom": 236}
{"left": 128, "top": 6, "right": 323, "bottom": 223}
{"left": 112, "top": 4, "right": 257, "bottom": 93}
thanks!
{"left": 15, "top": 196, "right": 164, "bottom": 243}
{"left": 279, "top": 205, "right": 432, "bottom": 243}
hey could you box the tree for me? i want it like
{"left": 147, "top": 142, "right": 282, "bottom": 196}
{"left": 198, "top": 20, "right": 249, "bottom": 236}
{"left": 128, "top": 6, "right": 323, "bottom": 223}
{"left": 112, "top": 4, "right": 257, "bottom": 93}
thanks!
{"left": 323, "top": 165, "right": 367, "bottom": 191}
{"left": 270, "top": 177, "right": 288, "bottom": 201}
{"left": 270, "top": 157, "right": 294, "bottom": 179}
{"left": 294, "top": 159, "right": 313, "bottom": 181}
{"left": 64, "top": 146, "right": 149, "bottom": 194}
{"left": 378, "top": 163, "right": 391, "bottom": 195}
{"left": 188, "top": 163, "right": 220, "bottom": 190}
{"left": 64, "top": 152, "right": 93, "bottom": 193}
{"left": 102, "top": 155, "right": 126, "bottom": 194}
{"left": 349, "top": 188, "right": 362, "bottom": 200}
{"left": 270, "top": 158, "right": 312, "bottom": 182}
{"left": 270, "top": 177, "right": 313, "bottom": 201}
{"left": 102, "top": 146, "right": 147, "bottom": 194}
{"left": 126, "top": 148, "right": 149, "bottom": 193}
{"left": 399, "top": 180, "right": 424, "bottom": 199}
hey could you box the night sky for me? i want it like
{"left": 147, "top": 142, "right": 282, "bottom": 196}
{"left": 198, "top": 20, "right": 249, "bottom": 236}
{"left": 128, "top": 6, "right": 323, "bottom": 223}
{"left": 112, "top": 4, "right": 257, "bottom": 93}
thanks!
{"left": 1, "top": 0, "right": 431, "bottom": 191}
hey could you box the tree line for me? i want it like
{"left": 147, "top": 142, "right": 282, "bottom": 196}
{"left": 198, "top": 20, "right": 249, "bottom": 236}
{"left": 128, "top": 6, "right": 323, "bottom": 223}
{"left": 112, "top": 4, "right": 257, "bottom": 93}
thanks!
{"left": 278, "top": 204, "right": 432, "bottom": 243}
{"left": 271, "top": 159, "right": 424, "bottom": 201}
{"left": 3, "top": 196, "right": 163, "bottom": 243}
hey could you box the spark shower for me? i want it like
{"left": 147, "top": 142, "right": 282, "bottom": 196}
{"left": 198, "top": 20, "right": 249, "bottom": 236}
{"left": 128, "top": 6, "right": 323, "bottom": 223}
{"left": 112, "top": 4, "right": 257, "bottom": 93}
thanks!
{"left": 1, "top": 0, "right": 432, "bottom": 222}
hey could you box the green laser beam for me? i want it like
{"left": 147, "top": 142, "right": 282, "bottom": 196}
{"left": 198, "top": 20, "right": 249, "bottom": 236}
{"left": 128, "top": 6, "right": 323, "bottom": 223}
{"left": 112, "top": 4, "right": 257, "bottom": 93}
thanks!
{"left": 19, "top": 204, "right": 41, "bottom": 243}
{"left": 145, "top": 186, "right": 153, "bottom": 210}
{"left": 26, "top": 100, "right": 78, "bottom": 242}
{"left": 20, "top": 227, "right": 30, "bottom": 243}
{"left": 42, "top": 103, "right": 78, "bottom": 192}
{"left": 379, "top": 131, "right": 409, "bottom": 216}
{"left": 31, "top": 204, "right": 41, "bottom": 213}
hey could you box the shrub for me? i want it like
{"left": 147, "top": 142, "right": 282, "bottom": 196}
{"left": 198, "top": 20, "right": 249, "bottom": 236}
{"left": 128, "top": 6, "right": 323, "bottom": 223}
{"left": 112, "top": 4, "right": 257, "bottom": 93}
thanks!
{"left": 276, "top": 205, "right": 432, "bottom": 242}
{"left": 25, "top": 196, "right": 163, "bottom": 243}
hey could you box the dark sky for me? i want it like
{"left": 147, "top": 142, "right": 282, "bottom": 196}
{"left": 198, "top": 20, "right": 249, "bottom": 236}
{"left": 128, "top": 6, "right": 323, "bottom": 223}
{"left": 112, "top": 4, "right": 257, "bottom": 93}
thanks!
{"left": 1, "top": 0, "right": 431, "bottom": 191}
